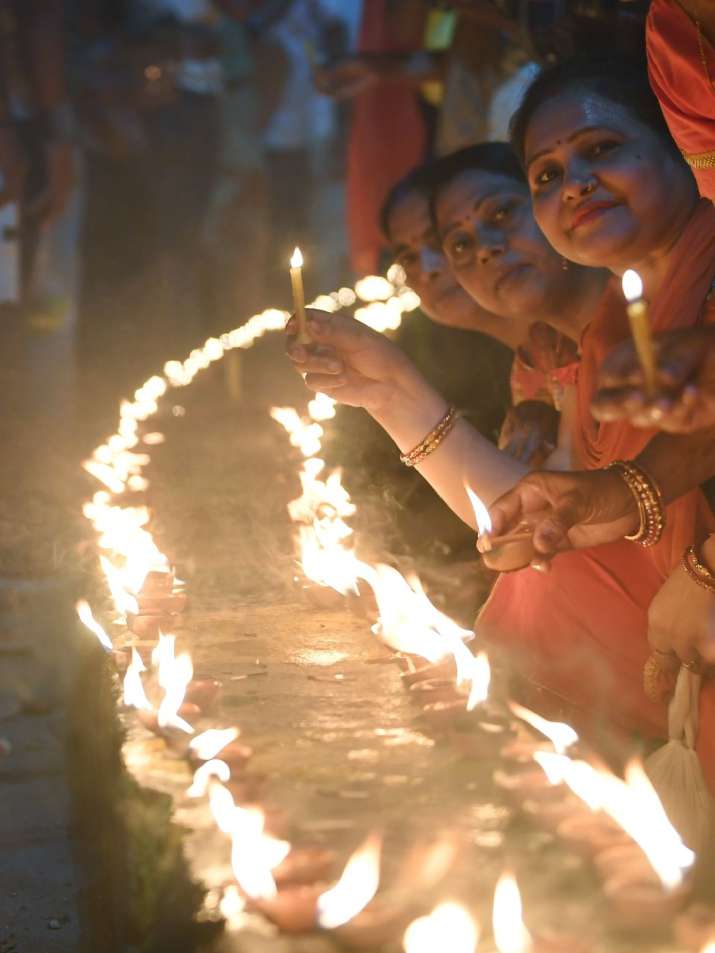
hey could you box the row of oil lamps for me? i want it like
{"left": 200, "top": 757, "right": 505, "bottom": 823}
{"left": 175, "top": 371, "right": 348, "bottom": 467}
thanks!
{"left": 76, "top": 264, "right": 715, "bottom": 952}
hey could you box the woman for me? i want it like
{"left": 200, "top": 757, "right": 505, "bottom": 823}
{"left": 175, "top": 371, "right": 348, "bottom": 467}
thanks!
{"left": 382, "top": 158, "right": 566, "bottom": 465}
{"left": 482, "top": 55, "right": 715, "bottom": 788}
{"left": 646, "top": 0, "right": 715, "bottom": 202}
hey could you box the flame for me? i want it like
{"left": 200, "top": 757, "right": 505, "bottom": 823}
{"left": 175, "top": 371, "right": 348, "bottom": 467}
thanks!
{"left": 509, "top": 702, "right": 578, "bottom": 754}
{"left": 75, "top": 600, "right": 113, "bottom": 652}
{"left": 492, "top": 872, "right": 532, "bottom": 953}
{"left": 270, "top": 407, "right": 324, "bottom": 458}
{"left": 187, "top": 758, "right": 230, "bottom": 797}
{"left": 700, "top": 943, "right": 715, "bottom": 953}
{"left": 219, "top": 884, "right": 246, "bottom": 928}
{"left": 189, "top": 727, "right": 240, "bottom": 760}
{"left": 123, "top": 648, "right": 153, "bottom": 711}
{"left": 358, "top": 563, "right": 472, "bottom": 662}
{"left": 317, "top": 834, "right": 382, "bottom": 929}
{"left": 465, "top": 651, "right": 491, "bottom": 711}
{"left": 403, "top": 902, "right": 479, "bottom": 953}
{"left": 209, "top": 783, "right": 290, "bottom": 900}
{"left": 290, "top": 247, "right": 304, "bottom": 269}
{"left": 153, "top": 634, "right": 194, "bottom": 734}
{"left": 465, "top": 485, "right": 492, "bottom": 536}
{"left": 355, "top": 275, "right": 394, "bottom": 302}
{"left": 533, "top": 752, "right": 694, "bottom": 889}
{"left": 622, "top": 269, "right": 643, "bottom": 303}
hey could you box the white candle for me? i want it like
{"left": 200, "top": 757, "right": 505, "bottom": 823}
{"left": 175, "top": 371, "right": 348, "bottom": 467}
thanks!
{"left": 289, "top": 247, "right": 312, "bottom": 345}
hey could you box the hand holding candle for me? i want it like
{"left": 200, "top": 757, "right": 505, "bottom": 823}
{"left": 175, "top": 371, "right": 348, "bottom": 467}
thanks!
{"left": 289, "top": 247, "right": 312, "bottom": 346}
{"left": 622, "top": 269, "right": 657, "bottom": 398}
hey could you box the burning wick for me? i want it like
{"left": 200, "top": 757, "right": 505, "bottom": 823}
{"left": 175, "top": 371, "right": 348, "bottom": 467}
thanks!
{"left": 465, "top": 486, "right": 533, "bottom": 553}
{"left": 493, "top": 872, "right": 532, "bottom": 953}
{"left": 317, "top": 834, "right": 382, "bottom": 929}
{"left": 289, "top": 247, "right": 312, "bottom": 346}
{"left": 75, "top": 599, "right": 113, "bottom": 652}
{"left": 622, "top": 269, "right": 657, "bottom": 398}
{"left": 403, "top": 902, "right": 479, "bottom": 953}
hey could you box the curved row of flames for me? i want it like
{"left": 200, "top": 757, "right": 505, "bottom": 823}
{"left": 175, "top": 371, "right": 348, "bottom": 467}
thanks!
{"left": 75, "top": 267, "right": 707, "bottom": 951}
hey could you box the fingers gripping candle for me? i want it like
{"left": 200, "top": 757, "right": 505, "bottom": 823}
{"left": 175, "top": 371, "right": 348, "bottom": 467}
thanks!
{"left": 290, "top": 247, "right": 312, "bottom": 346}
{"left": 622, "top": 269, "right": 657, "bottom": 398}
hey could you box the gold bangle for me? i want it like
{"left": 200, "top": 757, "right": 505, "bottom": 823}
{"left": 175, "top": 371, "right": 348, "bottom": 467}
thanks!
{"left": 606, "top": 460, "right": 665, "bottom": 547}
{"left": 683, "top": 544, "right": 715, "bottom": 593}
{"left": 400, "top": 406, "right": 458, "bottom": 467}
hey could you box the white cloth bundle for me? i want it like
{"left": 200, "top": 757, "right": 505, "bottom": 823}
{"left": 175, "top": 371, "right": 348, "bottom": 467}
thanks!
{"left": 646, "top": 667, "right": 715, "bottom": 852}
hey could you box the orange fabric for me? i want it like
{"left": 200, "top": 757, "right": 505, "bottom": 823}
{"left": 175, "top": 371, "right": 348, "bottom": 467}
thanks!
{"left": 509, "top": 323, "right": 579, "bottom": 406}
{"left": 647, "top": 0, "right": 715, "bottom": 200}
{"left": 346, "top": 1, "right": 427, "bottom": 275}
{"left": 479, "top": 200, "right": 715, "bottom": 789}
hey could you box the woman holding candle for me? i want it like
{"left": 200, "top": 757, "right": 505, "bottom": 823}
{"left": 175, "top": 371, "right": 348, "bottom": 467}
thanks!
{"left": 288, "top": 56, "right": 715, "bottom": 787}
{"left": 591, "top": 326, "right": 715, "bottom": 434}
{"left": 478, "top": 55, "right": 715, "bottom": 789}
{"left": 380, "top": 156, "right": 576, "bottom": 466}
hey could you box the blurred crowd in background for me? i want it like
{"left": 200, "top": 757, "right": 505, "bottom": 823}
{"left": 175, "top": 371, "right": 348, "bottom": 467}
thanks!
{"left": 0, "top": 0, "right": 649, "bottom": 423}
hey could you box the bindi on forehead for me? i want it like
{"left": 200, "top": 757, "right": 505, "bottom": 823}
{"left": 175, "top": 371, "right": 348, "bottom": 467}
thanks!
{"left": 525, "top": 92, "right": 634, "bottom": 165}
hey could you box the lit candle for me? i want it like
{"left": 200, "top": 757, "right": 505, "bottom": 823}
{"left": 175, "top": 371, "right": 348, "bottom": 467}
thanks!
{"left": 621, "top": 269, "right": 657, "bottom": 397}
{"left": 289, "top": 247, "right": 312, "bottom": 345}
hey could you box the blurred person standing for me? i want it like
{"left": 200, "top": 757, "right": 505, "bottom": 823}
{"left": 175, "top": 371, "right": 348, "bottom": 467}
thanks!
{"left": 249, "top": 0, "right": 346, "bottom": 280}
{"left": 0, "top": 0, "right": 76, "bottom": 312}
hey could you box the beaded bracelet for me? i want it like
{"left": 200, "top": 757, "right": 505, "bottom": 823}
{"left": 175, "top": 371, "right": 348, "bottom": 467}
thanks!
{"left": 683, "top": 544, "right": 715, "bottom": 593}
{"left": 606, "top": 460, "right": 665, "bottom": 547}
{"left": 400, "top": 406, "right": 458, "bottom": 468}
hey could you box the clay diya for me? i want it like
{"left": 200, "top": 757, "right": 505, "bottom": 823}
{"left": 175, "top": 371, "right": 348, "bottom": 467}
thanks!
{"left": 249, "top": 883, "right": 326, "bottom": 933}
{"left": 273, "top": 847, "right": 336, "bottom": 888}
{"left": 674, "top": 903, "right": 715, "bottom": 951}
{"left": 134, "top": 590, "right": 188, "bottom": 616}
{"left": 409, "top": 678, "right": 463, "bottom": 706}
{"left": 603, "top": 872, "right": 689, "bottom": 931}
{"left": 593, "top": 842, "right": 655, "bottom": 883}
{"left": 400, "top": 657, "right": 456, "bottom": 687}
{"left": 139, "top": 569, "right": 175, "bottom": 594}
{"left": 184, "top": 677, "right": 222, "bottom": 711}
{"left": 331, "top": 901, "right": 416, "bottom": 949}
{"left": 556, "top": 813, "right": 632, "bottom": 861}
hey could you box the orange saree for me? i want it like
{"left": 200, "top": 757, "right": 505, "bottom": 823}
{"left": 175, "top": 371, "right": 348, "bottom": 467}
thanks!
{"left": 647, "top": 0, "right": 715, "bottom": 201}
{"left": 478, "top": 200, "right": 715, "bottom": 784}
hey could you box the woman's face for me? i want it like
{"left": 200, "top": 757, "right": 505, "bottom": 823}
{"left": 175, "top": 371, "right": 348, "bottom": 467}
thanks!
{"left": 434, "top": 169, "right": 568, "bottom": 319}
{"left": 387, "top": 191, "right": 486, "bottom": 330}
{"left": 523, "top": 90, "right": 696, "bottom": 271}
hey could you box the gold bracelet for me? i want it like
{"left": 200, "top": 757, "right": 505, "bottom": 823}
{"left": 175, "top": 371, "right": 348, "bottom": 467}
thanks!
{"left": 400, "top": 406, "right": 458, "bottom": 467}
{"left": 606, "top": 460, "right": 665, "bottom": 547}
{"left": 683, "top": 544, "right": 715, "bottom": 593}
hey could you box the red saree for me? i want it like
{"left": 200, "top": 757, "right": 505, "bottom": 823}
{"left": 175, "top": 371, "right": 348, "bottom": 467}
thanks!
{"left": 346, "top": 1, "right": 427, "bottom": 275}
{"left": 479, "top": 200, "right": 715, "bottom": 785}
{"left": 647, "top": 0, "right": 715, "bottom": 201}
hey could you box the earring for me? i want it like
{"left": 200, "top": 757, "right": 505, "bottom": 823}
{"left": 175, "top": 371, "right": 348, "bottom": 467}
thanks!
{"left": 561, "top": 258, "right": 569, "bottom": 271}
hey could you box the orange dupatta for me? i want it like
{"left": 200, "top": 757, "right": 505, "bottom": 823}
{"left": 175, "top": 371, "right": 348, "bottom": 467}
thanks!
{"left": 571, "top": 199, "right": 715, "bottom": 578}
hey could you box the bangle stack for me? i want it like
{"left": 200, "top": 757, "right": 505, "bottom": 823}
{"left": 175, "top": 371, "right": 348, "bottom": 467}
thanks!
{"left": 607, "top": 459, "right": 665, "bottom": 547}
{"left": 683, "top": 544, "right": 715, "bottom": 592}
{"left": 400, "top": 406, "right": 458, "bottom": 467}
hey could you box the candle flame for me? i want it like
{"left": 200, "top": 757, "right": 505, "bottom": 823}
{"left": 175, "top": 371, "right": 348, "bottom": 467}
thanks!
{"left": 492, "top": 872, "right": 532, "bottom": 953}
{"left": 465, "top": 651, "right": 491, "bottom": 711}
{"left": 290, "top": 247, "right": 304, "bottom": 269}
{"left": 403, "top": 902, "right": 479, "bottom": 953}
{"left": 187, "top": 758, "right": 231, "bottom": 798}
{"left": 509, "top": 702, "right": 578, "bottom": 754}
{"left": 532, "top": 752, "right": 694, "bottom": 889}
{"left": 465, "top": 485, "right": 492, "bottom": 536}
{"left": 189, "top": 727, "right": 240, "bottom": 761}
{"left": 123, "top": 648, "right": 153, "bottom": 711}
{"left": 209, "top": 783, "right": 290, "bottom": 900}
{"left": 317, "top": 834, "right": 382, "bottom": 929}
{"left": 75, "top": 600, "right": 113, "bottom": 652}
{"left": 622, "top": 269, "right": 643, "bottom": 303}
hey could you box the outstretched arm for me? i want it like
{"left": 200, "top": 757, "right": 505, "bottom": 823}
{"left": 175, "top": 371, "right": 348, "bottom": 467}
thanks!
{"left": 287, "top": 310, "right": 527, "bottom": 528}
